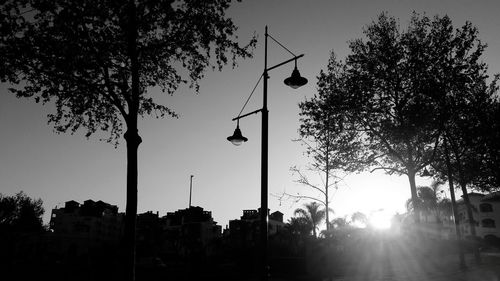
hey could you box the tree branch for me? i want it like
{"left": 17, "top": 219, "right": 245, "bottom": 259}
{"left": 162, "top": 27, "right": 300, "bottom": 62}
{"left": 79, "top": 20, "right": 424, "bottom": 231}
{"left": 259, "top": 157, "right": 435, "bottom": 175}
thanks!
{"left": 282, "top": 192, "right": 327, "bottom": 207}
{"left": 360, "top": 117, "right": 406, "bottom": 163}
{"left": 80, "top": 21, "right": 129, "bottom": 119}
{"left": 370, "top": 166, "right": 407, "bottom": 175}
{"left": 102, "top": 66, "right": 128, "bottom": 119}
{"left": 291, "top": 168, "right": 327, "bottom": 196}
{"left": 417, "top": 131, "right": 442, "bottom": 171}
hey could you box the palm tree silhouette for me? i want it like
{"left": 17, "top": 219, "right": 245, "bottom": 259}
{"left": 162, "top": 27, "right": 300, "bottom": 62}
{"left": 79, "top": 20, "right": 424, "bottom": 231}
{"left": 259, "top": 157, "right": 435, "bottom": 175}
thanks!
{"left": 286, "top": 217, "right": 313, "bottom": 237}
{"left": 406, "top": 180, "right": 453, "bottom": 223}
{"left": 294, "top": 202, "right": 326, "bottom": 238}
{"left": 351, "top": 211, "right": 369, "bottom": 227}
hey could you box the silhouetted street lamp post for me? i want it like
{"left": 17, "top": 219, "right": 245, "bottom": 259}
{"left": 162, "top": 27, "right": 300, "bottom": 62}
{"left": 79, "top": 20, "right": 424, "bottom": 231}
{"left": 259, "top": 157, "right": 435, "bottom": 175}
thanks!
{"left": 227, "top": 26, "right": 307, "bottom": 281}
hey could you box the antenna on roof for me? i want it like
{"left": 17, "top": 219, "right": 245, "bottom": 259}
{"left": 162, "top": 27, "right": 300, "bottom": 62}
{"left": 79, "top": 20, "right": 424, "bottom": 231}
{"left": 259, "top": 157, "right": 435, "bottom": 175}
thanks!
{"left": 189, "top": 175, "right": 194, "bottom": 208}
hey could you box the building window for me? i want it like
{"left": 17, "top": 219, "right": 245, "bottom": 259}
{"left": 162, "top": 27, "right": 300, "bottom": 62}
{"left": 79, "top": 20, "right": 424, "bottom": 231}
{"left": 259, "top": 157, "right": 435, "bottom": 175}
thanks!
{"left": 482, "top": 219, "right": 496, "bottom": 228}
{"left": 480, "top": 203, "right": 493, "bottom": 212}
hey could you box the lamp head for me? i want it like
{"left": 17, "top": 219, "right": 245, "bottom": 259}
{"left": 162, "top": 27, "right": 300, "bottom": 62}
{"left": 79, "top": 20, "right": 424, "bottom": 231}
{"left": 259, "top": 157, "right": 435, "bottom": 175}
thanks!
{"left": 227, "top": 124, "right": 248, "bottom": 146}
{"left": 284, "top": 65, "right": 308, "bottom": 89}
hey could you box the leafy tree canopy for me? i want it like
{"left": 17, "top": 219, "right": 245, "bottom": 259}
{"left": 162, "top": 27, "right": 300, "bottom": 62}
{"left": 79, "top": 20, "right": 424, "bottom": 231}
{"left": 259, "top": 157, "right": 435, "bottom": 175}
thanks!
{"left": 1, "top": 0, "right": 256, "bottom": 144}
{"left": 1, "top": 2, "right": 256, "bottom": 278}
{"left": 299, "top": 52, "right": 365, "bottom": 174}
{"left": 0, "top": 191, "right": 44, "bottom": 232}
{"left": 473, "top": 99, "right": 500, "bottom": 190}
{"left": 286, "top": 217, "right": 312, "bottom": 237}
{"left": 303, "top": 13, "right": 498, "bottom": 226}
{"left": 294, "top": 201, "right": 326, "bottom": 238}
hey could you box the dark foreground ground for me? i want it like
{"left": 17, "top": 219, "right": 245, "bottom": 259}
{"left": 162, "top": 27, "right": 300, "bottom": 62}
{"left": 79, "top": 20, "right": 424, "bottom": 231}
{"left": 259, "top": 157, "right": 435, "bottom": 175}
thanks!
{"left": 2, "top": 252, "right": 499, "bottom": 281}
{"left": 322, "top": 253, "right": 500, "bottom": 281}
{"left": 132, "top": 252, "right": 500, "bottom": 281}
{"left": 221, "top": 253, "right": 499, "bottom": 281}
{"left": 3, "top": 237, "right": 500, "bottom": 281}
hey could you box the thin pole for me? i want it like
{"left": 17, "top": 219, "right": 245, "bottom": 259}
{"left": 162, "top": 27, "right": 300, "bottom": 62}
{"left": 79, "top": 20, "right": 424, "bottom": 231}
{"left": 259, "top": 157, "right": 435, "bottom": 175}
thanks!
{"left": 189, "top": 175, "right": 193, "bottom": 208}
{"left": 260, "top": 25, "right": 269, "bottom": 281}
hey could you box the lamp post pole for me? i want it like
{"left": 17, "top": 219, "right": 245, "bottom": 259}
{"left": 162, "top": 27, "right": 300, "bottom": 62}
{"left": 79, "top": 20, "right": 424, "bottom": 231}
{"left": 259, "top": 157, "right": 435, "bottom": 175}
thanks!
{"left": 189, "top": 175, "right": 193, "bottom": 208}
{"left": 227, "top": 26, "right": 307, "bottom": 281}
{"left": 260, "top": 26, "right": 270, "bottom": 281}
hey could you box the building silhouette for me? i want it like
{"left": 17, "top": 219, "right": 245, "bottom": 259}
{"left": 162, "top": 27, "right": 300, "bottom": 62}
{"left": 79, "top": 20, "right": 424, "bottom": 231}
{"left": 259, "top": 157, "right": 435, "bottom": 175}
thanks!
{"left": 48, "top": 200, "right": 124, "bottom": 259}
{"left": 162, "top": 206, "right": 222, "bottom": 258}
{"left": 228, "top": 208, "right": 285, "bottom": 248}
{"left": 136, "top": 211, "right": 162, "bottom": 260}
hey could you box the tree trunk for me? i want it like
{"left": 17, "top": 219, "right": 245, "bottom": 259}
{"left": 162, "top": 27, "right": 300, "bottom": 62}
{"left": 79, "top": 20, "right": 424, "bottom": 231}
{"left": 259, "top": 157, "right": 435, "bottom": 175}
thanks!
{"left": 444, "top": 138, "right": 466, "bottom": 269}
{"left": 325, "top": 148, "right": 330, "bottom": 233}
{"left": 407, "top": 168, "right": 421, "bottom": 230}
{"left": 448, "top": 133, "right": 481, "bottom": 264}
{"left": 459, "top": 180, "right": 481, "bottom": 264}
{"left": 124, "top": 129, "right": 142, "bottom": 281}
{"left": 124, "top": 2, "right": 141, "bottom": 279}
{"left": 324, "top": 133, "right": 332, "bottom": 281}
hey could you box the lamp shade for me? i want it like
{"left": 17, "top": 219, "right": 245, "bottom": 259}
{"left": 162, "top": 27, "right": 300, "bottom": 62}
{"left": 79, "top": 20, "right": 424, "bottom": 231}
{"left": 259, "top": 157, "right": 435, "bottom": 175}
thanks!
{"left": 284, "top": 66, "right": 308, "bottom": 89}
{"left": 227, "top": 125, "right": 248, "bottom": 146}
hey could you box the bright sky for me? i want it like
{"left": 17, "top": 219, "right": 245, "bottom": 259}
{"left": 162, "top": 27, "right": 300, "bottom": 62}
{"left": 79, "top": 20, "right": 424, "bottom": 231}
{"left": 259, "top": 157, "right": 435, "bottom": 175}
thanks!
{"left": 1, "top": 0, "right": 499, "bottom": 230}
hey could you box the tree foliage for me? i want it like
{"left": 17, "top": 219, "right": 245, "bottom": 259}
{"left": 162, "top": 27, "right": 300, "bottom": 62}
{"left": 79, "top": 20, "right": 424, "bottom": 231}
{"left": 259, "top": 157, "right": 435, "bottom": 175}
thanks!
{"left": 405, "top": 181, "right": 449, "bottom": 222}
{"left": 1, "top": 0, "right": 256, "bottom": 143}
{"left": 441, "top": 96, "right": 500, "bottom": 192}
{"left": 473, "top": 99, "right": 500, "bottom": 190}
{"left": 286, "top": 216, "right": 312, "bottom": 237}
{"left": 351, "top": 211, "right": 368, "bottom": 226}
{"left": 305, "top": 13, "right": 498, "bottom": 228}
{"left": 292, "top": 53, "right": 364, "bottom": 231}
{"left": 294, "top": 201, "right": 326, "bottom": 238}
{"left": 0, "top": 191, "right": 44, "bottom": 232}
{"left": 341, "top": 13, "right": 443, "bottom": 177}
{"left": 422, "top": 15, "right": 499, "bottom": 193}
{"left": 1, "top": 1, "right": 255, "bottom": 279}
{"left": 412, "top": 15, "right": 499, "bottom": 260}
{"left": 299, "top": 53, "right": 365, "bottom": 174}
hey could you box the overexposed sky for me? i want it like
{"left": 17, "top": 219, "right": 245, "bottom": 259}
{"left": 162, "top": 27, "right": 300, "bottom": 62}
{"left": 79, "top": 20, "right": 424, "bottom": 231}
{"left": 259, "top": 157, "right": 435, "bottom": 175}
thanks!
{"left": 1, "top": 0, "right": 499, "bottom": 229}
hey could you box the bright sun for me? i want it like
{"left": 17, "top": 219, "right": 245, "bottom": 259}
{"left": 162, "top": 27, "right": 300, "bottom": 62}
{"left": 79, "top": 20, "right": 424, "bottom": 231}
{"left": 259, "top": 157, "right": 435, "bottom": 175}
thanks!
{"left": 369, "top": 210, "right": 392, "bottom": 229}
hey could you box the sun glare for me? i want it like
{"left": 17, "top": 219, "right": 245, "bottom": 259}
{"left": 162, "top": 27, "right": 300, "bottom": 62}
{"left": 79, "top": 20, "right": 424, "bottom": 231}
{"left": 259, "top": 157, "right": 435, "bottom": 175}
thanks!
{"left": 369, "top": 210, "right": 392, "bottom": 229}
